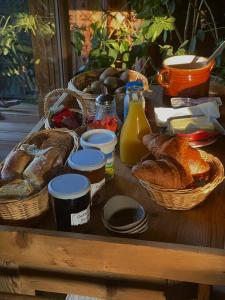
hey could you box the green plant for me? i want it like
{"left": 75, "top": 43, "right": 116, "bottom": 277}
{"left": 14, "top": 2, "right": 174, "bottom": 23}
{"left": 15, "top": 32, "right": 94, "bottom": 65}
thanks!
{"left": 72, "top": 0, "right": 225, "bottom": 78}
{"left": 0, "top": 12, "right": 55, "bottom": 97}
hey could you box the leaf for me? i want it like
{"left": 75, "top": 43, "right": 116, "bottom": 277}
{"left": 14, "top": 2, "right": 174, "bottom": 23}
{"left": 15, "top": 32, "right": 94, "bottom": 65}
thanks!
{"left": 163, "top": 30, "right": 168, "bottom": 43}
{"left": 122, "top": 62, "right": 127, "bottom": 69}
{"left": 3, "top": 48, "right": 9, "bottom": 55}
{"left": 120, "top": 41, "right": 129, "bottom": 53}
{"left": 123, "top": 52, "right": 129, "bottom": 62}
{"left": 106, "top": 40, "right": 120, "bottom": 51}
{"left": 35, "top": 58, "right": 40, "bottom": 64}
{"left": 108, "top": 47, "right": 118, "bottom": 60}
{"left": 178, "top": 40, "right": 189, "bottom": 49}
{"left": 197, "top": 29, "right": 205, "bottom": 42}
{"left": 188, "top": 36, "right": 197, "bottom": 53}
{"left": 142, "top": 20, "right": 151, "bottom": 28}
{"left": 167, "top": 0, "right": 175, "bottom": 14}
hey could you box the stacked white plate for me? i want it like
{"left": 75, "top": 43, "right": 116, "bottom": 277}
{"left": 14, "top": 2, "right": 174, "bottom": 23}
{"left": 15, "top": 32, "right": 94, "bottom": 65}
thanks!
{"left": 102, "top": 195, "right": 148, "bottom": 235}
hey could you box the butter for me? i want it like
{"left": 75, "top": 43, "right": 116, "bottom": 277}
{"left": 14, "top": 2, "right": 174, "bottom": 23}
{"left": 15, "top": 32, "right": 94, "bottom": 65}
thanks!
{"left": 169, "top": 116, "right": 215, "bottom": 134}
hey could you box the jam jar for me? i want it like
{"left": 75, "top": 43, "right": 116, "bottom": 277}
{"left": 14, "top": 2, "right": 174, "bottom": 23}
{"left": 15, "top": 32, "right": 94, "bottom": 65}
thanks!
{"left": 68, "top": 149, "right": 106, "bottom": 205}
{"left": 80, "top": 129, "right": 117, "bottom": 181}
{"left": 48, "top": 174, "right": 91, "bottom": 232}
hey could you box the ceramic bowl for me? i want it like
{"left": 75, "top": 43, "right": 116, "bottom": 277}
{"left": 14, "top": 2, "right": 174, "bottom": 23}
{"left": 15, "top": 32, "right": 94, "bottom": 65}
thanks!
{"left": 103, "top": 195, "right": 146, "bottom": 230}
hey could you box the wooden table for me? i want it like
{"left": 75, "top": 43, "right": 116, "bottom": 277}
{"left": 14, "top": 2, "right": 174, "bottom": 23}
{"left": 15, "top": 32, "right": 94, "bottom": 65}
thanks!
{"left": 0, "top": 85, "right": 225, "bottom": 300}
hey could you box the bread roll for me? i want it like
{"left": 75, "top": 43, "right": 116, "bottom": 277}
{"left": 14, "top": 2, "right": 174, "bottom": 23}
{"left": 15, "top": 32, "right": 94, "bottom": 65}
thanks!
{"left": 23, "top": 148, "right": 64, "bottom": 189}
{"left": 1, "top": 149, "right": 32, "bottom": 180}
{"left": 0, "top": 179, "right": 35, "bottom": 198}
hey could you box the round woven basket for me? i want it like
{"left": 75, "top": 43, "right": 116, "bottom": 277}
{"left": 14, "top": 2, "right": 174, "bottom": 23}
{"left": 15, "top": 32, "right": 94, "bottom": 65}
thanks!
{"left": 139, "top": 151, "right": 224, "bottom": 210}
{"left": 0, "top": 128, "right": 79, "bottom": 224}
{"left": 68, "top": 68, "right": 149, "bottom": 118}
{"left": 44, "top": 88, "right": 87, "bottom": 136}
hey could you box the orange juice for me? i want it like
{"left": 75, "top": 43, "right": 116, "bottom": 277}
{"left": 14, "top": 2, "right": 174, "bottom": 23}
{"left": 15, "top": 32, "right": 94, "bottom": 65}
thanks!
{"left": 120, "top": 100, "right": 151, "bottom": 165}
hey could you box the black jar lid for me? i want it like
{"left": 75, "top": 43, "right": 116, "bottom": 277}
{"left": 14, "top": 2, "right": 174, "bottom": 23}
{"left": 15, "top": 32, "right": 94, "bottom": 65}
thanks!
{"left": 48, "top": 174, "right": 90, "bottom": 200}
{"left": 96, "top": 94, "right": 114, "bottom": 105}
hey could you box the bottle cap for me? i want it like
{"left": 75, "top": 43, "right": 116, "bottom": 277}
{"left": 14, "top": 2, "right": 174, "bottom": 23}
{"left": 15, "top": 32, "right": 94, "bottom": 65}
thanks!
{"left": 125, "top": 81, "right": 143, "bottom": 88}
{"left": 48, "top": 174, "right": 90, "bottom": 200}
{"left": 96, "top": 94, "right": 114, "bottom": 105}
{"left": 68, "top": 149, "right": 106, "bottom": 171}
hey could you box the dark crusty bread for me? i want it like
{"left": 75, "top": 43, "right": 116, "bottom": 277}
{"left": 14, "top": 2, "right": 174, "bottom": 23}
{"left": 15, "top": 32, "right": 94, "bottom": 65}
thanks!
{"left": 0, "top": 179, "right": 35, "bottom": 198}
{"left": 1, "top": 149, "right": 32, "bottom": 180}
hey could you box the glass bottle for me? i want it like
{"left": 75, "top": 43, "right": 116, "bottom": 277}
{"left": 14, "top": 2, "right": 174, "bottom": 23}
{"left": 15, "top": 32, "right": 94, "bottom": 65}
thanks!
{"left": 120, "top": 87, "right": 151, "bottom": 166}
{"left": 123, "top": 81, "right": 144, "bottom": 121}
{"left": 89, "top": 94, "right": 121, "bottom": 133}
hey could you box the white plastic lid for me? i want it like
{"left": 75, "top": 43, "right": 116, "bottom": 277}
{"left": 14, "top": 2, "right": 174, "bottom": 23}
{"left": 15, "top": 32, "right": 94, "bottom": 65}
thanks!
{"left": 80, "top": 129, "right": 117, "bottom": 154}
{"left": 48, "top": 174, "right": 90, "bottom": 200}
{"left": 68, "top": 149, "right": 106, "bottom": 171}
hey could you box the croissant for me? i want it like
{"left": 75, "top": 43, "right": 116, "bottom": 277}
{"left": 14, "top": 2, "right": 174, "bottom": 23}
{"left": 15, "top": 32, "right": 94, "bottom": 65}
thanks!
{"left": 132, "top": 157, "right": 193, "bottom": 189}
{"left": 143, "top": 133, "right": 210, "bottom": 180}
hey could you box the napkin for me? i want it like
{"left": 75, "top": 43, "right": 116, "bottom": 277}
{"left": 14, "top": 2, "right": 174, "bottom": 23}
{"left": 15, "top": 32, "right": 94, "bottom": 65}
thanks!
{"left": 154, "top": 102, "right": 220, "bottom": 126}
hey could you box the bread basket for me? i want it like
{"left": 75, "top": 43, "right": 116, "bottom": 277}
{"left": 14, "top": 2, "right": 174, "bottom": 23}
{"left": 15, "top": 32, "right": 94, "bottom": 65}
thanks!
{"left": 0, "top": 128, "right": 79, "bottom": 225}
{"left": 44, "top": 88, "right": 87, "bottom": 136}
{"left": 68, "top": 68, "right": 149, "bottom": 118}
{"left": 139, "top": 151, "right": 224, "bottom": 210}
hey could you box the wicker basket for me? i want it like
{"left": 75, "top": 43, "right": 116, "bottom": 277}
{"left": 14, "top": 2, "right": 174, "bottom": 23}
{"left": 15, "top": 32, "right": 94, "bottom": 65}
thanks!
{"left": 68, "top": 68, "right": 149, "bottom": 118}
{"left": 0, "top": 128, "right": 79, "bottom": 224}
{"left": 139, "top": 151, "right": 224, "bottom": 210}
{"left": 44, "top": 88, "right": 87, "bottom": 136}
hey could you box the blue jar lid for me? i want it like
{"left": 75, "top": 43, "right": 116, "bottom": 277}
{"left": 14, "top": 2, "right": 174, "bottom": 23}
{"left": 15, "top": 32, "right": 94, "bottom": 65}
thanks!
{"left": 48, "top": 174, "right": 90, "bottom": 200}
{"left": 68, "top": 149, "right": 106, "bottom": 171}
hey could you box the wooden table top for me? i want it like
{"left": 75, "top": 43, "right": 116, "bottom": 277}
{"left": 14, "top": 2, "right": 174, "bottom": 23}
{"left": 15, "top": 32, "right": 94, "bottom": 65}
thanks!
{"left": 38, "top": 82, "right": 225, "bottom": 250}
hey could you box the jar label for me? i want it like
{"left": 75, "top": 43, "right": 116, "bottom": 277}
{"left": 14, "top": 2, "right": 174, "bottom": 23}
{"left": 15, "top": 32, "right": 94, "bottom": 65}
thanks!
{"left": 105, "top": 152, "right": 115, "bottom": 179}
{"left": 91, "top": 178, "right": 105, "bottom": 198}
{"left": 71, "top": 205, "right": 90, "bottom": 226}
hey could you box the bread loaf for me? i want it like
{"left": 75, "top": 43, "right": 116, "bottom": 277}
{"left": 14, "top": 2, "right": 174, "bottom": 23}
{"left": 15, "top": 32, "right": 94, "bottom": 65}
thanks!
{"left": 0, "top": 129, "right": 74, "bottom": 200}
{"left": 1, "top": 149, "right": 32, "bottom": 180}
{"left": 23, "top": 148, "right": 64, "bottom": 189}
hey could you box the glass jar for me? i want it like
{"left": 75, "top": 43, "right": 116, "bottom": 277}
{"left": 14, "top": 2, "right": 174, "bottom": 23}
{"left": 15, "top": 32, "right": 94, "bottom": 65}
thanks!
{"left": 68, "top": 149, "right": 106, "bottom": 206}
{"left": 80, "top": 129, "right": 117, "bottom": 181}
{"left": 48, "top": 174, "right": 91, "bottom": 232}
{"left": 89, "top": 94, "right": 121, "bottom": 133}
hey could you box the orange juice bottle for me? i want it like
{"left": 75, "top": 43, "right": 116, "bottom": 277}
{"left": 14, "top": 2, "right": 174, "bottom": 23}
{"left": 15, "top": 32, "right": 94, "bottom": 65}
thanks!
{"left": 120, "top": 88, "right": 151, "bottom": 165}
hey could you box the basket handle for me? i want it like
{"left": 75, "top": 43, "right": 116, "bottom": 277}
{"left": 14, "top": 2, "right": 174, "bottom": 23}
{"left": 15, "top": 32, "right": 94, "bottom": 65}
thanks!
{"left": 44, "top": 88, "right": 88, "bottom": 117}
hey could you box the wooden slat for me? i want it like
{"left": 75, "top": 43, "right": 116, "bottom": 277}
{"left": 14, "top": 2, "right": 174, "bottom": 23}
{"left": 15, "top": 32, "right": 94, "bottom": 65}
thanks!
{"left": 0, "top": 292, "right": 59, "bottom": 300}
{"left": 0, "top": 227, "right": 225, "bottom": 287}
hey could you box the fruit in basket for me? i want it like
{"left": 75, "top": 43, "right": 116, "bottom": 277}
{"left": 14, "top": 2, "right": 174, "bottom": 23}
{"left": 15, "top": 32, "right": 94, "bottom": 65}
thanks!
{"left": 115, "top": 86, "right": 126, "bottom": 94}
{"left": 83, "top": 86, "right": 92, "bottom": 93}
{"left": 99, "top": 67, "right": 120, "bottom": 81}
{"left": 51, "top": 106, "right": 82, "bottom": 130}
{"left": 103, "top": 77, "right": 124, "bottom": 94}
{"left": 90, "top": 80, "right": 103, "bottom": 94}
{"left": 120, "top": 69, "right": 138, "bottom": 82}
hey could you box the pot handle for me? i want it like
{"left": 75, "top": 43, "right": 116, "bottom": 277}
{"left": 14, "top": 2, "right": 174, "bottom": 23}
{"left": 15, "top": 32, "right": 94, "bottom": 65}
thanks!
{"left": 156, "top": 68, "right": 170, "bottom": 88}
